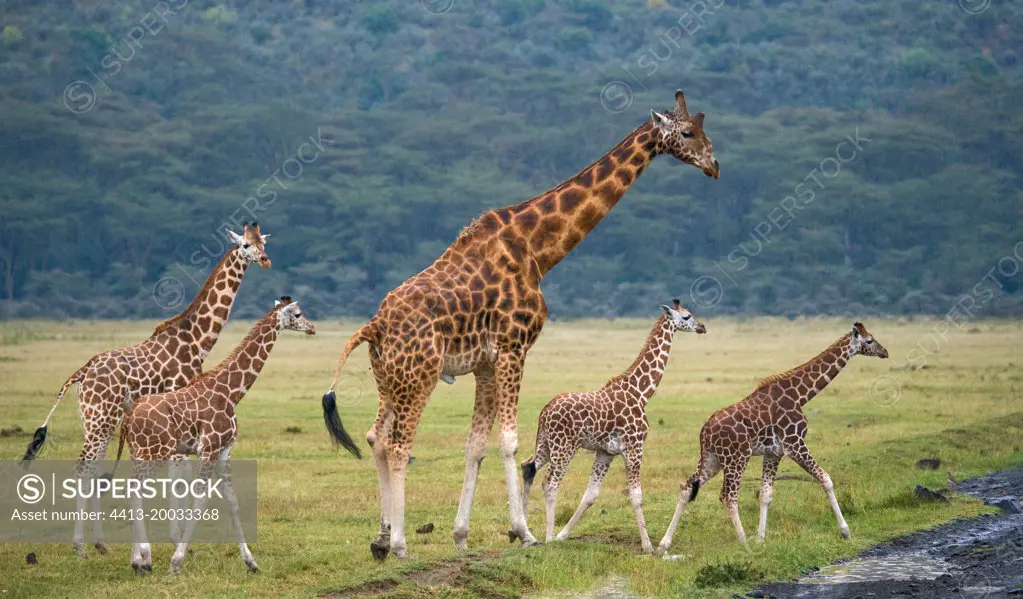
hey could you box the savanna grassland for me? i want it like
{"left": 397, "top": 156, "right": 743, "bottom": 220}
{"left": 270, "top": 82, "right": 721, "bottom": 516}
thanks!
{"left": 0, "top": 316, "right": 1020, "bottom": 598}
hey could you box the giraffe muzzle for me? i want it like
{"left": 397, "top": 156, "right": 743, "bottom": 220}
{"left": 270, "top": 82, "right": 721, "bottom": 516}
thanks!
{"left": 704, "top": 159, "right": 720, "bottom": 179}
{"left": 259, "top": 256, "right": 272, "bottom": 268}
{"left": 695, "top": 323, "right": 707, "bottom": 334}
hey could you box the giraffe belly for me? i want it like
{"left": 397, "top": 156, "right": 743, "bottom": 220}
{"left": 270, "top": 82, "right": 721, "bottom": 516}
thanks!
{"left": 751, "top": 433, "right": 782, "bottom": 456}
{"left": 582, "top": 430, "right": 623, "bottom": 455}
{"left": 442, "top": 354, "right": 478, "bottom": 377}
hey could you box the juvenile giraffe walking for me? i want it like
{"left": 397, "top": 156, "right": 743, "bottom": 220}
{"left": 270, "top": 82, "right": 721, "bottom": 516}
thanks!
{"left": 520, "top": 300, "right": 706, "bottom": 553}
{"left": 657, "top": 323, "right": 890, "bottom": 553}
{"left": 322, "top": 90, "right": 719, "bottom": 560}
{"left": 21, "top": 223, "right": 271, "bottom": 558}
{"left": 121, "top": 297, "right": 315, "bottom": 575}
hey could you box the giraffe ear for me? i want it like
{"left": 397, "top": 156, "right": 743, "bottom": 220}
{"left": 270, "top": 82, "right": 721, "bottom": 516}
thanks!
{"left": 851, "top": 323, "right": 861, "bottom": 338}
{"left": 660, "top": 304, "right": 674, "bottom": 317}
{"left": 692, "top": 112, "right": 705, "bottom": 129}
{"left": 651, "top": 110, "right": 672, "bottom": 134}
{"left": 260, "top": 234, "right": 270, "bottom": 243}
{"left": 226, "top": 229, "right": 245, "bottom": 245}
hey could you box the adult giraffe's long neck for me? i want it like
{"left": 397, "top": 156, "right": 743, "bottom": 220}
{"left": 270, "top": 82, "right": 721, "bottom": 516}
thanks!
{"left": 208, "top": 312, "right": 281, "bottom": 406}
{"left": 170, "top": 248, "right": 249, "bottom": 355}
{"left": 608, "top": 315, "right": 675, "bottom": 405}
{"left": 491, "top": 121, "right": 661, "bottom": 277}
{"left": 797, "top": 334, "right": 854, "bottom": 408}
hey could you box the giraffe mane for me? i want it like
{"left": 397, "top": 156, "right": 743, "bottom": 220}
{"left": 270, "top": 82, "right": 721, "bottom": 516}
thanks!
{"left": 150, "top": 249, "right": 238, "bottom": 337}
{"left": 753, "top": 333, "right": 852, "bottom": 391}
{"left": 184, "top": 304, "right": 280, "bottom": 386}
{"left": 603, "top": 315, "right": 668, "bottom": 387}
{"left": 458, "top": 217, "right": 483, "bottom": 239}
{"left": 455, "top": 121, "right": 656, "bottom": 246}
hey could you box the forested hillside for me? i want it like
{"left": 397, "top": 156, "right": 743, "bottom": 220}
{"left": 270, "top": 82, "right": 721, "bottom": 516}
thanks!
{"left": 1, "top": 0, "right": 1020, "bottom": 320}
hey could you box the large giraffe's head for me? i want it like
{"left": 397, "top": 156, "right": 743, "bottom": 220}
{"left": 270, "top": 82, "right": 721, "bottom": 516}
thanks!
{"left": 650, "top": 90, "right": 719, "bottom": 179}
{"left": 850, "top": 322, "right": 888, "bottom": 358}
{"left": 226, "top": 222, "right": 272, "bottom": 268}
{"left": 660, "top": 298, "right": 707, "bottom": 334}
{"left": 274, "top": 297, "right": 316, "bottom": 335}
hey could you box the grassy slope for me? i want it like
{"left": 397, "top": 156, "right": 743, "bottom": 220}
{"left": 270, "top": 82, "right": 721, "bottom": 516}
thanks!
{"left": 0, "top": 317, "right": 1020, "bottom": 598}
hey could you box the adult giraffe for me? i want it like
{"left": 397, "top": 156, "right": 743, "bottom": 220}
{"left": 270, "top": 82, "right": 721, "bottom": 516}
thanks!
{"left": 322, "top": 90, "right": 719, "bottom": 560}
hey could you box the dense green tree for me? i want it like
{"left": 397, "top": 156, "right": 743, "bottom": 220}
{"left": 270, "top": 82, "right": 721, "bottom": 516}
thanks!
{"left": 0, "top": 0, "right": 1020, "bottom": 319}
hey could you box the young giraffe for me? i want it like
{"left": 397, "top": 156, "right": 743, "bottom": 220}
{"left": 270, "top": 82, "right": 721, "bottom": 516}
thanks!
{"left": 21, "top": 222, "right": 271, "bottom": 558}
{"left": 656, "top": 323, "right": 890, "bottom": 553}
{"left": 520, "top": 300, "right": 706, "bottom": 553}
{"left": 322, "top": 90, "right": 720, "bottom": 560}
{"left": 121, "top": 297, "right": 315, "bottom": 575}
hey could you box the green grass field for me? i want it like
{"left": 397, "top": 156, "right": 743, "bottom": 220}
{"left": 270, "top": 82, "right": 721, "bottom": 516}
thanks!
{"left": 0, "top": 317, "right": 1020, "bottom": 598}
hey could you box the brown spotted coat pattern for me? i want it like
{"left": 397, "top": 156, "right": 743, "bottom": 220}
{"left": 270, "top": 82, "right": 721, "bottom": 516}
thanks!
{"left": 657, "top": 323, "right": 890, "bottom": 552}
{"left": 324, "top": 90, "right": 720, "bottom": 560}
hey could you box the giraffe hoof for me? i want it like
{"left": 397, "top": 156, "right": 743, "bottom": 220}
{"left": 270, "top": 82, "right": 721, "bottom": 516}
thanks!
{"left": 74, "top": 543, "right": 88, "bottom": 560}
{"left": 370, "top": 540, "right": 390, "bottom": 561}
{"left": 507, "top": 530, "right": 519, "bottom": 544}
{"left": 94, "top": 543, "right": 109, "bottom": 555}
{"left": 839, "top": 527, "right": 851, "bottom": 539}
{"left": 520, "top": 538, "right": 541, "bottom": 548}
{"left": 247, "top": 565, "right": 260, "bottom": 574}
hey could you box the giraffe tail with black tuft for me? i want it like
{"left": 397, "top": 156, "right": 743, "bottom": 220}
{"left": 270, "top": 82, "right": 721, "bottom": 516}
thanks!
{"left": 321, "top": 321, "right": 378, "bottom": 460}
{"left": 21, "top": 362, "right": 91, "bottom": 463}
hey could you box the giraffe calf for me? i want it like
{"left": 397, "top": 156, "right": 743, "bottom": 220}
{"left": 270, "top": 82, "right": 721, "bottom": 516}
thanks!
{"left": 120, "top": 297, "right": 315, "bottom": 576}
{"left": 657, "top": 322, "right": 889, "bottom": 554}
{"left": 521, "top": 300, "right": 706, "bottom": 553}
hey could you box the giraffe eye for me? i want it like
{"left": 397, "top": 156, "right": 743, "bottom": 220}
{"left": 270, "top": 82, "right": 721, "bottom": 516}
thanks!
{"left": 681, "top": 130, "right": 694, "bottom": 139}
{"left": 295, "top": 312, "right": 302, "bottom": 318}
{"left": 865, "top": 338, "right": 874, "bottom": 344}
{"left": 243, "top": 243, "right": 251, "bottom": 249}
{"left": 681, "top": 314, "right": 691, "bottom": 320}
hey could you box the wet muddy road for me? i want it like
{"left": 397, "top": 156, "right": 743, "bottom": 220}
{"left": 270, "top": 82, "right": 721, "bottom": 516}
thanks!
{"left": 756, "top": 467, "right": 1023, "bottom": 599}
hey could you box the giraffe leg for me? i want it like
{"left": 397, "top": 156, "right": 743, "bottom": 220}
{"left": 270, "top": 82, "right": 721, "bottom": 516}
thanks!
{"left": 494, "top": 350, "right": 538, "bottom": 546}
{"left": 170, "top": 456, "right": 217, "bottom": 573}
{"left": 366, "top": 352, "right": 395, "bottom": 561}
{"left": 555, "top": 450, "right": 612, "bottom": 542}
{"left": 366, "top": 402, "right": 394, "bottom": 561}
{"left": 167, "top": 455, "right": 191, "bottom": 546}
{"left": 757, "top": 455, "right": 781, "bottom": 542}
{"left": 385, "top": 366, "right": 439, "bottom": 560}
{"left": 787, "top": 442, "right": 850, "bottom": 539}
{"left": 454, "top": 361, "right": 497, "bottom": 547}
{"left": 73, "top": 413, "right": 116, "bottom": 559}
{"left": 541, "top": 462, "right": 567, "bottom": 543}
{"left": 217, "top": 445, "right": 258, "bottom": 572}
{"left": 657, "top": 453, "right": 720, "bottom": 555}
{"left": 720, "top": 456, "right": 750, "bottom": 544}
{"left": 129, "top": 460, "right": 156, "bottom": 576}
{"left": 453, "top": 365, "right": 498, "bottom": 550}
{"left": 622, "top": 446, "right": 653, "bottom": 553}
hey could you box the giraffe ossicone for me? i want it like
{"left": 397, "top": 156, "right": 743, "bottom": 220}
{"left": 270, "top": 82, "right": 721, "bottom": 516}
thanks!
{"left": 320, "top": 89, "right": 719, "bottom": 561}
{"left": 657, "top": 322, "right": 890, "bottom": 554}
{"left": 121, "top": 296, "right": 315, "bottom": 576}
{"left": 520, "top": 300, "right": 706, "bottom": 553}
{"left": 20, "top": 222, "right": 272, "bottom": 559}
